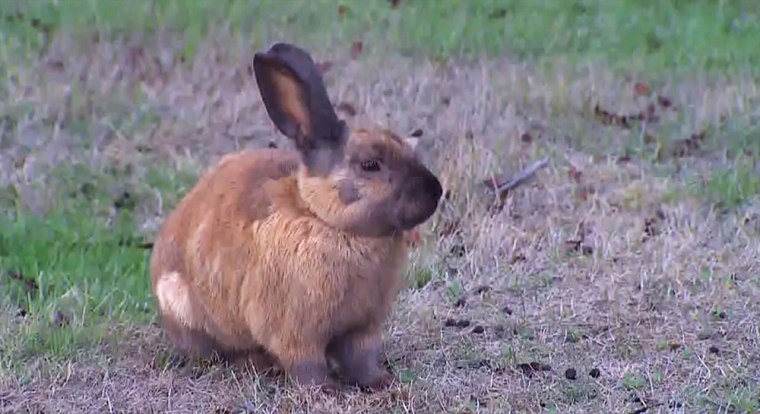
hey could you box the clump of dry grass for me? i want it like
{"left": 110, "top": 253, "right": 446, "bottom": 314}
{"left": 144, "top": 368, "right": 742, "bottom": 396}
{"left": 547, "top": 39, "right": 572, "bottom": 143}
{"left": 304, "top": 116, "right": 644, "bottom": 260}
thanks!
{"left": 1, "top": 30, "right": 759, "bottom": 413}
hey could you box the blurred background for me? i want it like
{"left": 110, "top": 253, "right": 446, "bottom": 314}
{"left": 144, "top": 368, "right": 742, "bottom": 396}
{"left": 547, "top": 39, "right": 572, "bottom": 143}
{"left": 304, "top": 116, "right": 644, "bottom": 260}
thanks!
{"left": 2, "top": 0, "right": 758, "bottom": 71}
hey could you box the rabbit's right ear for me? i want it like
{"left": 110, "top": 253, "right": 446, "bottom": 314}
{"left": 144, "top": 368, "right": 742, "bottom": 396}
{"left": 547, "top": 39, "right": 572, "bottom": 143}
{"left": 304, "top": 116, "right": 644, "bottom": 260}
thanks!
{"left": 253, "top": 43, "right": 345, "bottom": 168}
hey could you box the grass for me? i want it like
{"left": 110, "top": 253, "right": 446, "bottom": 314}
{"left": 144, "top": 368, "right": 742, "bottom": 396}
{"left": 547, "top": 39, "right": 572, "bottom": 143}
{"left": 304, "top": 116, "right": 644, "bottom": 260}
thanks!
{"left": 1, "top": 0, "right": 759, "bottom": 413}
{"left": 1, "top": 0, "right": 759, "bottom": 75}
{"left": 0, "top": 191, "right": 152, "bottom": 363}
{"left": 691, "top": 157, "right": 760, "bottom": 212}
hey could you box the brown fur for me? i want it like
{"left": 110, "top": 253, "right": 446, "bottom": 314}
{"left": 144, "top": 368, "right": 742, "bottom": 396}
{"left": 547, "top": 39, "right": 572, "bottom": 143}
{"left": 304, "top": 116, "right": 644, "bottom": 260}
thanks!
{"left": 149, "top": 43, "right": 442, "bottom": 392}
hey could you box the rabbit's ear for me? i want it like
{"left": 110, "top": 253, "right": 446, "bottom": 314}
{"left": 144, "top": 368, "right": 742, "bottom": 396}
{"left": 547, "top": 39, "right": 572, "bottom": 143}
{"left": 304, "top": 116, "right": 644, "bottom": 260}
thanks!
{"left": 253, "top": 43, "right": 345, "bottom": 162}
{"left": 404, "top": 137, "right": 420, "bottom": 152}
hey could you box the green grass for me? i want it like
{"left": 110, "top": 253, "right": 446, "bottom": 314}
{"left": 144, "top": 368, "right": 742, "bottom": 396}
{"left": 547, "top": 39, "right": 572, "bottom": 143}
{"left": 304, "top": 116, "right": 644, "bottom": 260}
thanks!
{"left": 682, "top": 109, "right": 760, "bottom": 211}
{"left": 1, "top": 0, "right": 758, "bottom": 76}
{"left": 0, "top": 198, "right": 152, "bottom": 358}
{"left": 691, "top": 158, "right": 760, "bottom": 212}
{"left": 0, "top": 160, "right": 168, "bottom": 367}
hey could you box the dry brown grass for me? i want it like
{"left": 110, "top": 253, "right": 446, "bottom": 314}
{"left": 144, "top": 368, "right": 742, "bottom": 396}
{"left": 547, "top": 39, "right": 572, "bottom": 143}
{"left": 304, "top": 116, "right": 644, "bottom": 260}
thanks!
{"left": 1, "top": 32, "right": 759, "bottom": 413}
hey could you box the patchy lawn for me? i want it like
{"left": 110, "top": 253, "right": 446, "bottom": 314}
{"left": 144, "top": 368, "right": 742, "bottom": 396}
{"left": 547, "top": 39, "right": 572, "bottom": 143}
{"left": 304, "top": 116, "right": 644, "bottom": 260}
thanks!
{"left": 1, "top": 1, "right": 760, "bottom": 413}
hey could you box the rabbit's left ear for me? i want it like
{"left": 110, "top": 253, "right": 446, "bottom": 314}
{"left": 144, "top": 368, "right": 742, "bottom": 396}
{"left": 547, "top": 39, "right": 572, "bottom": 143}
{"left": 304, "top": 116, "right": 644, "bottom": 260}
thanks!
{"left": 253, "top": 43, "right": 346, "bottom": 171}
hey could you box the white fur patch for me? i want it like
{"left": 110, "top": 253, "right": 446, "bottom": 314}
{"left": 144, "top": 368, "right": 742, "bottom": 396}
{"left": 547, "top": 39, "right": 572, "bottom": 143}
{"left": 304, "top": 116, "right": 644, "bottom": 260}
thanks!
{"left": 155, "top": 272, "right": 195, "bottom": 328}
{"left": 404, "top": 136, "right": 420, "bottom": 151}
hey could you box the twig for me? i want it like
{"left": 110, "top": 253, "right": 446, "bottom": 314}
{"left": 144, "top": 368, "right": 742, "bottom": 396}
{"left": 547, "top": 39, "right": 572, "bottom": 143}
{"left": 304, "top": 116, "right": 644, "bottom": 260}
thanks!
{"left": 487, "top": 158, "right": 549, "bottom": 197}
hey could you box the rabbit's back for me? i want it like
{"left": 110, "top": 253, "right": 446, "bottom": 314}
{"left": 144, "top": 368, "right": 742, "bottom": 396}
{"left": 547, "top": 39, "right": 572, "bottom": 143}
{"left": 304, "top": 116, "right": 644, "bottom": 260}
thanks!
{"left": 150, "top": 147, "right": 301, "bottom": 282}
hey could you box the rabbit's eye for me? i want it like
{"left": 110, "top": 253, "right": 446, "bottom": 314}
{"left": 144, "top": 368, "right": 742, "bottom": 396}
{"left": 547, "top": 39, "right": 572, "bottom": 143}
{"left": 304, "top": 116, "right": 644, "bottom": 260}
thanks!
{"left": 360, "top": 160, "right": 381, "bottom": 172}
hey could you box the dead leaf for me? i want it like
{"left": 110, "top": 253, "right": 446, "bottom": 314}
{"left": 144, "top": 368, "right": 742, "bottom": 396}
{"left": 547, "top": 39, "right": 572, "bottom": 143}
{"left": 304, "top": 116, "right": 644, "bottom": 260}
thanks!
{"left": 645, "top": 103, "right": 659, "bottom": 122}
{"left": 642, "top": 217, "right": 660, "bottom": 242}
{"left": 338, "top": 4, "right": 349, "bottom": 17}
{"left": 564, "top": 240, "right": 593, "bottom": 255}
{"left": 388, "top": 0, "right": 402, "bottom": 7}
{"left": 46, "top": 59, "right": 65, "bottom": 72}
{"left": 593, "top": 103, "right": 659, "bottom": 128}
{"left": 7, "top": 271, "right": 38, "bottom": 292}
{"left": 117, "top": 238, "right": 154, "bottom": 249}
{"left": 127, "top": 46, "right": 145, "bottom": 69}
{"left": 473, "top": 285, "right": 491, "bottom": 295}
{"left": 567, "top": 165, "right": 582, "bottom": 183}
{"left": 444, "top": 318, "right": 471, "bottom": 328}
{"left": 488, "top": 8, "right": 508, "bottom": 19}
{"left": 516, "top": 361, "right": 551, "bottom": 377}
{"left": 405, "top": 227, "right": 420, "bottom": 247}
{"left": 510, "top": 252, "right": 526, "bottom": 264}
{"left": 594, "top": 104, "right": 632, "bottom": 129}
{"left": 3, "top": 12, "right": 55, "bottom": 37}
{"left": 350, "top": 41, "right": 363, "bottom": 59}
{"left": 657, "top": 95, "right": 673, "bottom": 109}
{"left": 634, "top": 82, "right": 650, "bottom": 96}
{"left": 672, "top": 131, "right": 706, "bottom": 158}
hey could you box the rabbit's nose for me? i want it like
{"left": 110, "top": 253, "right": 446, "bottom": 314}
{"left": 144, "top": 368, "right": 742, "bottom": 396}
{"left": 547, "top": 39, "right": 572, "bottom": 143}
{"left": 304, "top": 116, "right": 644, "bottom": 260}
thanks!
{"left": 404, "top": 170, "right": 443, "bottom": 210}
{"left": 410, "top": 169, "right": 442, "bottom": 202}
{"left": 429, "top": 174, "right": 443, "bottom": 201}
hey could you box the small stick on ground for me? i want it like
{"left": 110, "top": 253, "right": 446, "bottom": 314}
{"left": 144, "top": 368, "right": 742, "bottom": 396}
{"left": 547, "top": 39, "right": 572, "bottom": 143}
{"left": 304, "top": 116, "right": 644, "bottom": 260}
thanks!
{"left": 485, "top": 158, "right": 549, "bottom": 197}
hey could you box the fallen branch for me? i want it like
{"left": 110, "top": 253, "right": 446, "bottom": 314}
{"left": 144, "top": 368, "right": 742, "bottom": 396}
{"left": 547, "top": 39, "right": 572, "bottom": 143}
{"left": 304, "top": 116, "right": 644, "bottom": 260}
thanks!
{"left": 484, "top": 158, "right": 549, "bottom": 197}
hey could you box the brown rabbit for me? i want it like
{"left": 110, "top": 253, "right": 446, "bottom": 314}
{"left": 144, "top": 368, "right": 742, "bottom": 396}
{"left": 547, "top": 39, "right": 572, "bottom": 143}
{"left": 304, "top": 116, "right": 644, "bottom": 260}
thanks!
{"left": 149, "top": 42, "right": 442, "bottom": 392}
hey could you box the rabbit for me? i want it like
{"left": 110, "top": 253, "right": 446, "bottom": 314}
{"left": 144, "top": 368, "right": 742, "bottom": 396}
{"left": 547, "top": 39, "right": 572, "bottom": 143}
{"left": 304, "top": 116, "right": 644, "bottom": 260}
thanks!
{"left": 149, "top": 42, "right": 443, "bottom": 392}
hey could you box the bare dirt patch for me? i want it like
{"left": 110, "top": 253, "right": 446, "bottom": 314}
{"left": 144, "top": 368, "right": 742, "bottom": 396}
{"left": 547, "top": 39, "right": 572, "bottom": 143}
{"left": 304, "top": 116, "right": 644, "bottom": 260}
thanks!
{"left": 2, "top": 32, "right": 759, "bottom": 413}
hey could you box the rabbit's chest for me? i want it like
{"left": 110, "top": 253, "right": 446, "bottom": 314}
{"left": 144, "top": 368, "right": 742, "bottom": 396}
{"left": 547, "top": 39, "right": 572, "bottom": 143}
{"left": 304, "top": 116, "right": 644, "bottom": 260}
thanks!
{"left": 251, "top": 215, "right": 408, "bottom": 332}
{"left": 324, "top": 242, "right": 407, "bottom": 330}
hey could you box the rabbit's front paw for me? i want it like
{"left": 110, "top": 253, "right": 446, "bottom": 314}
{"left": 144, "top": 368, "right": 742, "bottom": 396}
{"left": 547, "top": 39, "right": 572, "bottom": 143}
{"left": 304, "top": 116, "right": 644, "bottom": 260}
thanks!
{"left": 355, "top": 369, "right": 394, "bottom": 392}
{"left": 289, "top": 358, "right": 341, "bottom": 392}
{"left": 334, "top": 345, "right": 395, "bottom": 391}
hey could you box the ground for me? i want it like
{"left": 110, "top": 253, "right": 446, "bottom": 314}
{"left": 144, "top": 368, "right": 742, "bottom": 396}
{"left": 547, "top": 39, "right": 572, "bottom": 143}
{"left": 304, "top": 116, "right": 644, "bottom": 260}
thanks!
{"left": 1, "top": 1, "right": 759, "bottom": 413}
